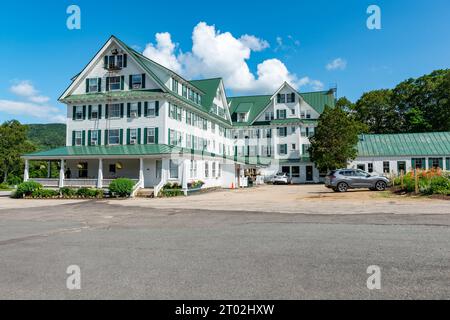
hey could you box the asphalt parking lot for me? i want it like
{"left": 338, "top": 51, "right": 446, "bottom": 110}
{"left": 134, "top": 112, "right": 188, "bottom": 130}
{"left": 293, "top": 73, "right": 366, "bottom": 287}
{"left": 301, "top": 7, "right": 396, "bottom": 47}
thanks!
{"left": 0, "top": 185, "right": 449, "bottom": 299}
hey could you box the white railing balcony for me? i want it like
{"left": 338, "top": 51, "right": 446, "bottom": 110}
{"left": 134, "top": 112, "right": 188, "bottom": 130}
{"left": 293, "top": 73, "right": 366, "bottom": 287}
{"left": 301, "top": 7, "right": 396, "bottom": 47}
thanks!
{"left": 32, "top": 178, "right": 59, "bottom": 187}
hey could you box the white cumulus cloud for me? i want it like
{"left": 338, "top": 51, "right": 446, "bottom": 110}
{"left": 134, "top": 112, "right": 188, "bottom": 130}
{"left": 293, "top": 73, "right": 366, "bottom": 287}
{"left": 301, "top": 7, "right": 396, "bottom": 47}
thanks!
{"left": 0, "top": 81, "right": 65, "bottom": 123}
{"left": 326, "top": 58, "right": 347, "bottom": 71}
{"left": 142, "top": 22, "right": 323, "bottom": 94}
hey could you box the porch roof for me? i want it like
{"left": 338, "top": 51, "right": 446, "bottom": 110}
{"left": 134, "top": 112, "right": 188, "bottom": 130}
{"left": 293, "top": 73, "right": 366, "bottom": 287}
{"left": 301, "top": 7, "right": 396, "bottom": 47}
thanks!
{"left": 24, "top": 144, "right": 221, "bottom": 159}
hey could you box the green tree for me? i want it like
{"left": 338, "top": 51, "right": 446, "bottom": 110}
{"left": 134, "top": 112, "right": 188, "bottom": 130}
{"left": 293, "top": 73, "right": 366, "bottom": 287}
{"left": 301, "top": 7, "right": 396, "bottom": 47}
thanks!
{"left": 309, "top": 106, "right": 361, "bottom": 173}
{"left": 0, "top": 120, "right": 35, "bottom": 183}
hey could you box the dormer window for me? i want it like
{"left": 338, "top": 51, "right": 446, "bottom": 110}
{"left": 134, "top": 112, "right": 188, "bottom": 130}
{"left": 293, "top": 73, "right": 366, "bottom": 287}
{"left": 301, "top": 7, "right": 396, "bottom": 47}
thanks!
{"left": 237, "top": 112, "right": 248, "bottom": 123}
{"left": 277, "top": 93, "right": 296, "bottom": 104}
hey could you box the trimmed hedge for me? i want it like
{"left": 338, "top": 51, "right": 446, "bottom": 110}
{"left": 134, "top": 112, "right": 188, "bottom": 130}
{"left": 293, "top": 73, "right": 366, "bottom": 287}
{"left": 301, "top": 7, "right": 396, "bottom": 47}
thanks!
{"left": 31, "top": 189, "right": 59, "bottom": 198}
{"left": 14, "top": 181, "right": 43, "bottom": 198}
{"left": 109, "top": 178, "right": 135, "bottom": 198}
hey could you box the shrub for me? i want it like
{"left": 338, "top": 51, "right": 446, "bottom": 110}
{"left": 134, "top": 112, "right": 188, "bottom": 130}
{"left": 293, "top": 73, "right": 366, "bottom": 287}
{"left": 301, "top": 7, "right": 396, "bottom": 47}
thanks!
{"left": 15, "top": 181, "right": 42, "bottom": 198}
{"left": 160, "top": 182, "right": 184, "bottom": 197}
{"left": 31, "top": 189, "right": 59, "bottom": 198}
{"left": 109, "top": 178, "right": 135, "bottom": 198}
{"left": 0, "top": 182, "right": 11, "bottom": 190}
{"left": 7, "top": 174, "right": 22, "bottom": 186}
{"left": 60, "top": 187, "right": 77, "bottom": 198}
{"left": 76, "top": 188, "right": 103, "bottom": 198}
{"left": 429, "top": 176, "right": 450, "bottom": 195}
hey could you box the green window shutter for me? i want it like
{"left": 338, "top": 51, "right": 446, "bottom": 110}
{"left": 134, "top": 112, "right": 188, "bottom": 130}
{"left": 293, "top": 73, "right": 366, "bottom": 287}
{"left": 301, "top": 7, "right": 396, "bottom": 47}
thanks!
{"left": 428, "top": 158, "right": 433, "bottom": 169}
{"left": 129, "top": 75, "right": 133, "bottom": 89}
{"left": 120, "top": 76, "right": 125, "bottom": 90}
{"left": 126, "top": 128, "right": 130, "bottom": 145}
{"left": 291, "top": 93, "right": 295, "bottom": 102}
{"left": 82, "top": 105, "right": 86, "bottom": 119}
{"left": 137, "top": 128, "right": 141, "bottom": 145}
{"left": 86, "top": 79, "right": 89, "bottom": 93}
{"left": 142, "top": 74, "right": 146, "bottom": 88}
{"left": 98, "top": 78, "right": 102, "bottom": 92}
{"left": 439, "top": 158, "right": 443, "bottom": 169}
{"left": 98, "top": 130, "right": 102, "bottom": 145}
{"left": 155, "top": 101, "right": 159, "bottom": 116}
{"left": 72, "top": 131, "right": 76, "bottom": 146}
{"left": 104, "top": 56, "right": 108, "bottom": 68}
{"left": 120, "top": 103, "right": 124, "bottom": 118}
{"left": 127, "top": 103, "right": 131, "bottom": 118}
{"left": 88, "top": 105, "right": 92, "bottom": 120}
{"left": 106, "top": 77, "right": 110, "bottom": 92}
{"left": 155, "top": 128, "right": 159, "bottom": 144}
{"left": 144, "top": 102, "right": 148, "bottom": 117}
{"left": 277, "top": 94, "right": 281, "bottom": 103}
{"left": 446, "top": 158, "right": 450, "bottom": 170}
{"left": 72, "top": 106, "right": 76, "bottom": 120}
{"left": 119, "top": 129, "right": 123, "bottom": 145}
{"left": 82, "top": 131, "right": 86, "bottom": 146}
{"left": 104, "top": 130, "right": 109, "bottom": 145}
{"left": 123, "top": 54, "right": 127, "bottom": 68}
{"left": 422, "top": 158, "right": 426, "bottom": 169}
{"left": 411, "top": 159, "right": 416, "bottom": 169}
{"left": 143, "top": 128, "right": 148, "bottom": 145}
{"left": 98, "top": 104, "right": 102, "bottom": 119}
{"left": 87, "top": 130, "right": 91, "bottom": 146}
{"left": 105, "top": 104, "right": 109, "bottom": 119}
{"left": 138, "top": 102, "right": 142, "bottom": 117}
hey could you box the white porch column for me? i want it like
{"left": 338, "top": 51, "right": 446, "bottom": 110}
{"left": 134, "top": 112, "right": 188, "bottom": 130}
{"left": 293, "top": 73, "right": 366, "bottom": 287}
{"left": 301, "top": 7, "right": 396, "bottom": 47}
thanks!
{"left": 97, "top": 159, "right": 103, "bottom": 189}
{"left": 181, "top": 159, "right": 189, "bottom": 196}
{"left": 139, "top": 158, "right": 144, "bottom": 188}
{"left": 24, "top": 159, "right": 29, "bottom": 182}
{"left": 59, "top": 159, "right": 65, "bottom": 187}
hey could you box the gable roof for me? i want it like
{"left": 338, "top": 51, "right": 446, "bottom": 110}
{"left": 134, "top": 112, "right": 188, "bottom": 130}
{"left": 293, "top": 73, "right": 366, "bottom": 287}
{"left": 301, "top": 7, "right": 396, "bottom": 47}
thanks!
{"left": 357, "top": 132, "right": 450, "bottom": 157}
{"left": 228, "top": 95, "right": 272, "bottom": 126}
{"left": 301, "top": 90, "right": 335, "bottom": 114}
{"left": 188, "top": 78, "right": 222, "bottom": 113}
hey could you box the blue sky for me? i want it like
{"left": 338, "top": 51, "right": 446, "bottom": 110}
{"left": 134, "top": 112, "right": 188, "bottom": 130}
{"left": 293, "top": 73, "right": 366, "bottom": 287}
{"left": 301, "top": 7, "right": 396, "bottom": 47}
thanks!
{"left": 0, "top": 0, "right": 449, "bottom": 124}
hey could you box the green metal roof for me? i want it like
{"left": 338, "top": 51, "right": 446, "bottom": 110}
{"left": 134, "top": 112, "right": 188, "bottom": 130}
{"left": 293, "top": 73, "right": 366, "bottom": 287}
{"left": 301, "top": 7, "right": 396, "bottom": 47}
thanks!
{"left": 300, "top": 90, "right": 335, "bottom": 114}
{"left": 188, "top": 78, "right": 222, "bottom": 112}
{"left": 228, "top": 95, "right": 272, "bottom": 126}
{"left": 357, "top": 132, "right": 450, "bottom": 157}
{"left": 62, "top": 90, "right": 163, "bottom": 103}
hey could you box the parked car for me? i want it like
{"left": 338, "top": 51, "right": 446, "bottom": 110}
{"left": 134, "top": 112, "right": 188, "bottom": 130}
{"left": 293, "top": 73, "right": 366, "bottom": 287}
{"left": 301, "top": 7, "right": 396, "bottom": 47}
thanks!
{"left": 271, "top": 172, "right": 290, "bottom": 185}
{"left": 325, "top": 169, "right": 390, "bottom": 192}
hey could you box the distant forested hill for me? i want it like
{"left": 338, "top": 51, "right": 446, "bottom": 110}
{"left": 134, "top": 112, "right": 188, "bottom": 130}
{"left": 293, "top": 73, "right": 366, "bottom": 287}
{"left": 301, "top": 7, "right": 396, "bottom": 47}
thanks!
{"left": 26, "top": 123, "right": 66, "bottom": 151}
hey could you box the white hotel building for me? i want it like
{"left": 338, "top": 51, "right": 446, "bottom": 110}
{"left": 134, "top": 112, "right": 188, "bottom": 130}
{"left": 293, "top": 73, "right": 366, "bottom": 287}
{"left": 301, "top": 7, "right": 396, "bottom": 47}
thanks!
{"left": 24, "top": 35, "right": 333, "bottom": 195}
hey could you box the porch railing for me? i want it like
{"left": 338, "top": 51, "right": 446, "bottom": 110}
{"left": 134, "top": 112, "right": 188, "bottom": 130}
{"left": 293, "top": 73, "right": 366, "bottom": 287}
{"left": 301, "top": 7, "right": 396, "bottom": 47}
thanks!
{"left": 32, "top": 178, "right": 59, "bottom": 187}
{"left": 65, "top": 179, "right": 98, "bottom": 187}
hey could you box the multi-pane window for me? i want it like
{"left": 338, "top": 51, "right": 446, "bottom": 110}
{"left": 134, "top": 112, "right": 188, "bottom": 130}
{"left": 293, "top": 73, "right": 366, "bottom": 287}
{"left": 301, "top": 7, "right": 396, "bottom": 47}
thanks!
{"left": 131, "top": 75, "right": 143, "bottom": 89}
{"left": 278, "top": 144, "right": 288, "bottom": 155}
{"left": 109, "top": 104, "right": 121, "bottom": 118}
{"left": 91, "top": 130, "right": 98, "bottom": 145}
{"left": 279, "top": 94, "right": 286, "bottom": 103}
{"left": 265, "top": 111, "right": 274, "bottom": 121}
{"left": 129, "top": 129, "right": 138, "bottom": 144}
{"left": 383, "top": 161, "right": 390, "bottom": 173}
{"left": 277, "top": 109, "right": 287, "bottom": 119}
{"left": 75, "top": 106, "right": 83, "bottom": 120}
{"left": 205, "top": 162, "right": 209, "bottom": 178}
{"left": 292, "top": 166, "right": 300, "bottom": 178}
{"left": 91, "top": 105, "right": 99, "bottom": 119}
{"left": 106, "top": 55, "right": 124, "bottom": 69}
{"left": 129, "top": 103, "right": 138, "bottom": 117}
{"left": 218, "top": 163, "right": 222, "bottom": 177}
{"left": 147, "top": 128, "right": 155, "bottom": 144}
{"left": 368, "top": 163, "right": 374, "bottom": 173}
{"left": 108, "top": 76, "right": 121, "bottom": 91}
{"left": 212, "top": 162, "right": 216, "bottom": 177}
{"left": 169, "top": 129, "right": 183, "bottom": 147}
{"left": 291, "top": 144, "right": 297, "bottom": 150}
{"left": 278, "top": 127, "right": 287, "bottom": 137}
{"left": 190, "top": 160, "right": 197, "bottom": 178}
{"left": 147, "top": 102, "right": 156, "bottom": 117}
{"left": 74, "top": 131, "right": 82, "bottom": 146}
{"left": 172, "top": 78, "right": 179, "bottom": 93}
{"left": 306, "top": 110, "right": 312, "bottom": 119}
{"left": 182, "top": 85, "right": 187, "bottom": 98}
{"left": 169, "top": 160, "right": 179, "bottom": 179}
{"left": 88, "top": 78, "right": 99, "bottom": 92}
{"left": 430, "top": 158, "right": 441, "bottom": 169}
{"left": 237, "top": 113, "right": 247, "bottom": 122}
{"left": 108, "top": 129, "right": 120, "bottom": 145}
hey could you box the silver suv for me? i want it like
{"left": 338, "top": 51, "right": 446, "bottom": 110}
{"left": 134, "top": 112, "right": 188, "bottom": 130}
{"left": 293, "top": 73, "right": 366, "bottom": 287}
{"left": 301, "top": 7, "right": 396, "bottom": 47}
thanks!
{"left": 325, "top": 169, "right": 390, "bottom": 192}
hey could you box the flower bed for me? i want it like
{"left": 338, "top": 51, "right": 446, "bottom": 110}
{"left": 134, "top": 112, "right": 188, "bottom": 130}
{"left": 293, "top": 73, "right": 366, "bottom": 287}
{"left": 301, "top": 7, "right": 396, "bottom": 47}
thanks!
{"left": 392, "top": 169, "right": 450, "bottom": 197}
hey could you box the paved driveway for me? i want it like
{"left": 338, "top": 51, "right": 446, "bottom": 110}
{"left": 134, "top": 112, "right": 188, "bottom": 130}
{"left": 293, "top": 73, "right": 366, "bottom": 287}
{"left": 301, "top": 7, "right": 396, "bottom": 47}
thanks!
{"left": 0, "top": 186, "right": 449, "bottom": 299}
